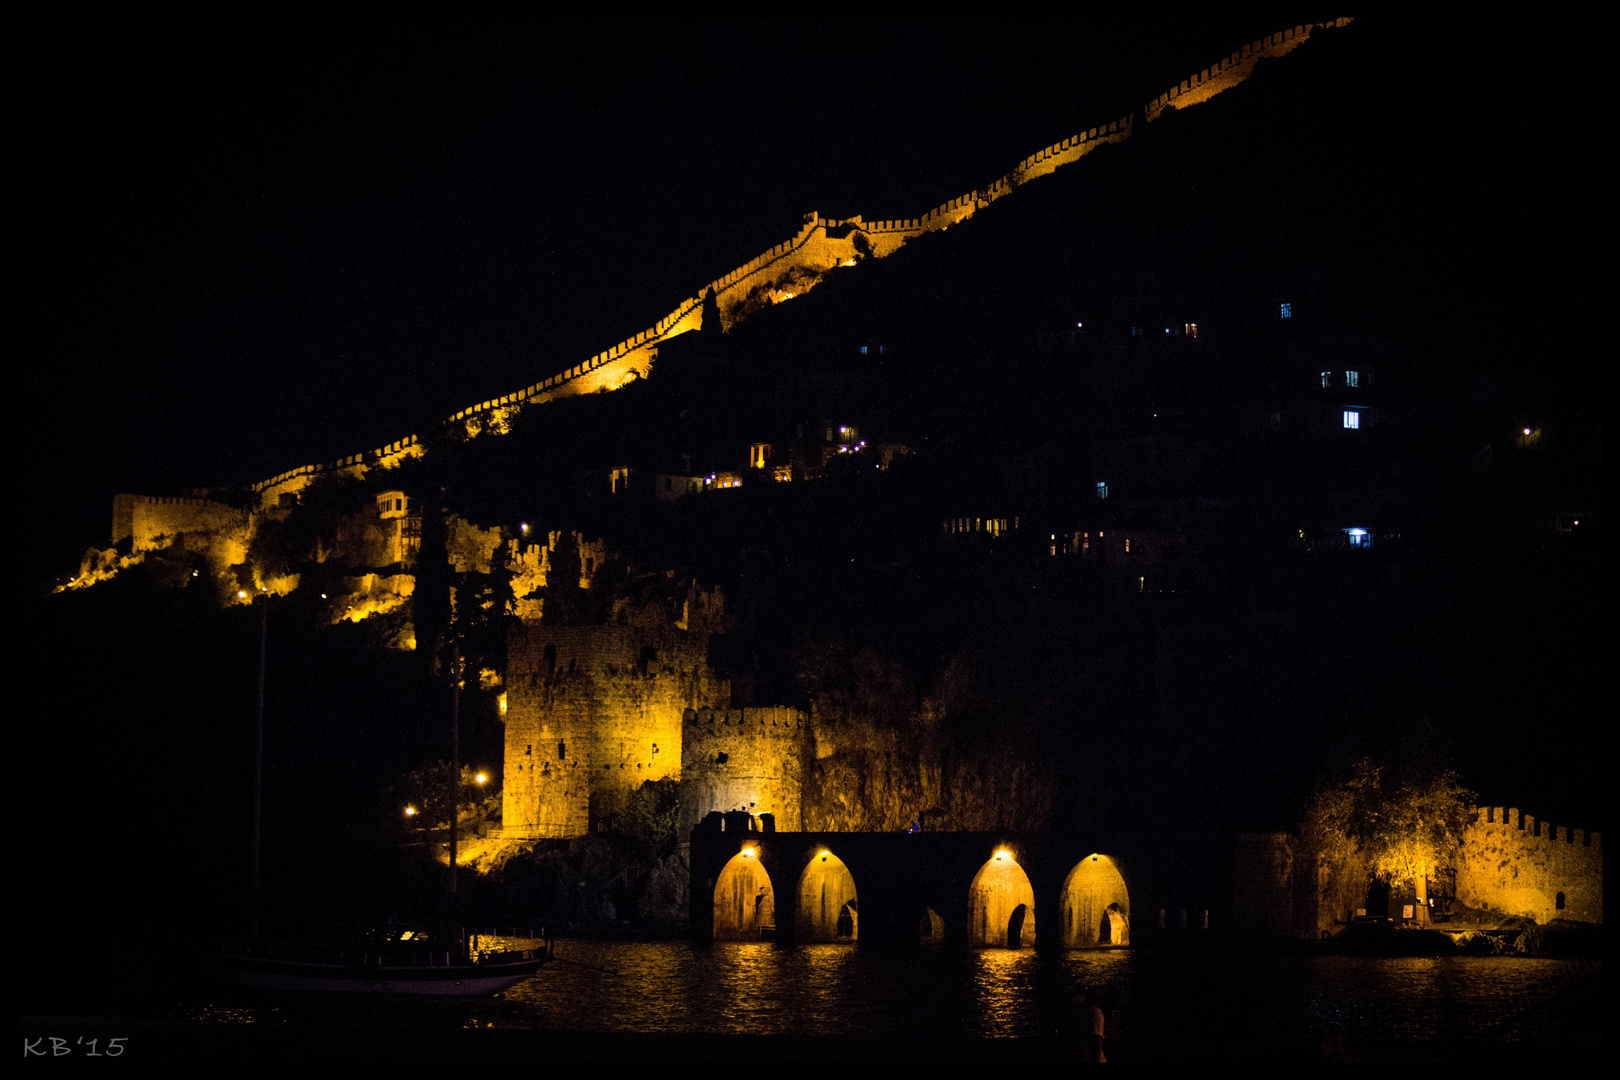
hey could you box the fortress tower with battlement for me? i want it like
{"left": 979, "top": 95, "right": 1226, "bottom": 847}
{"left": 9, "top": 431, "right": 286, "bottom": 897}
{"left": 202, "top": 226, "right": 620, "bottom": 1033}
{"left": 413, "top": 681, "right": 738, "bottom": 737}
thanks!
{"left": 502, "top": 623, "right": 810, "bottom": 840}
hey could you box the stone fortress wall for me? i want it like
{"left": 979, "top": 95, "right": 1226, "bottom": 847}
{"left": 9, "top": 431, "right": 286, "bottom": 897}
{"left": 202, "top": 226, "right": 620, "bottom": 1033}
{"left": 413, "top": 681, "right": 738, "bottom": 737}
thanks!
{"left": 1458, "top": 807, "right": 1602, "bottom": 925}
{"left": 502, "top": 620, "right": 812, "bottom": 841}
{"left": 246, "top": 20, "right": 1353, "bottom": 512}
{"left": 502, "top": 623, "right": 732, "bottom": 839}
{"left": 679, "top": 706, "right": 808, "bottom": 835}
{"left": 112, "top": 493, "right": 250, "bottom": 552}
{"left": 1236, "top": 806, "right": 1604, "bottom": 936}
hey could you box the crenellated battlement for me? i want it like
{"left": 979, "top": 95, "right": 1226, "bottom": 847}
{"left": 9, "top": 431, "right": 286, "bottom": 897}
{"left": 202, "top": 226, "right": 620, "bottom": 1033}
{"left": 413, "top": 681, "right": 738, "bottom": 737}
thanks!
{"left": 1458, "top": 806, "right": 1604, "bottom": 924}
{"left": 1472, "top": 807, "right": 1601, "bottom": 851}
{"left": 241, "top": 20, "right": 1353, "bottom": 503}
{"left": 680, "top": 706, "right": 809, "bottom": 835}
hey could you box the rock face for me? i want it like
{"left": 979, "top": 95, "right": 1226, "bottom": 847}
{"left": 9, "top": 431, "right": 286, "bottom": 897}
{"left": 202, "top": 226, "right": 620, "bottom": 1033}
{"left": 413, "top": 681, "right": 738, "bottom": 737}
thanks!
{"left": 802, "top": 716, "right": 1054, "bottom": 833}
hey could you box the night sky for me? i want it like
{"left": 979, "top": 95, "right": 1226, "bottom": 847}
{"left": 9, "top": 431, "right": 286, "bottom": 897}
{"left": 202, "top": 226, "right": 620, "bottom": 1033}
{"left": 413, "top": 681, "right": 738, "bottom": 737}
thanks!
{"left": 18, "top": 18, "right": 1602, "bottom": 800}
{"left": 23, "top": 18, "right": 1593, "bottom": 572}
{"left": 23, "top": 19, "right": 1284, "bottom": 572}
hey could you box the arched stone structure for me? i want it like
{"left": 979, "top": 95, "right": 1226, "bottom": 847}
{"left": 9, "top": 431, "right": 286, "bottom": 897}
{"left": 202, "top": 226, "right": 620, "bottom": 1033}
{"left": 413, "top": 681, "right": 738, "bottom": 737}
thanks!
{"left": 1062, "top": 853, "right": 1131, "bottom": 948}
{"left": 713, "top": 848, "right": 775, "bottom": 940}
{"left": 969, "top": 849, "right": 1036, "bottom": 948}
{"left": 919, "top": 907, "right": 945, "bottom": 943}
{"left": 796, "top": 850, "right": 859, "bottom": 942}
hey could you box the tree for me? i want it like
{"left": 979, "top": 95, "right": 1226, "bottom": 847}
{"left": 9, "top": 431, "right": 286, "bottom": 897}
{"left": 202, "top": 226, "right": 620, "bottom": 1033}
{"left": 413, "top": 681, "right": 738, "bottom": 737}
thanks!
{"left": 1303, "top": 757, "right": 1475, "bottom": 917}
{"left": 393, "top": 761, "right": 496, "bottom": 835}
{"left": 700, "top": 286, "right": 723, "bottom": 336}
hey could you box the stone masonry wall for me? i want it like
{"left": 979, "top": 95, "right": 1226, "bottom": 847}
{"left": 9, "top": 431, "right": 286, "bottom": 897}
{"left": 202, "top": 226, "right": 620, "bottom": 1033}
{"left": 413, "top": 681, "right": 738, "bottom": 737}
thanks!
{"left": 504, "top": 624, "right": 728, "bottom": 838}
{"left": 1456, "top": 808, "right": 1603, "bottom": 925}
{"left": 679, "top": 706, "right": 808, "bottom": 835}
{"left": 1236, "top": 806, "right": 1603, "bottom": 937}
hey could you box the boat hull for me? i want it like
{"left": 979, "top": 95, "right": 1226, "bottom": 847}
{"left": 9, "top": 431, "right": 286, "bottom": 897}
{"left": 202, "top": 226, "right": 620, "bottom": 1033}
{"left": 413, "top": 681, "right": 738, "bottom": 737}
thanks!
{"left": 201, "top": 952, "right": 547, "bottom": 996}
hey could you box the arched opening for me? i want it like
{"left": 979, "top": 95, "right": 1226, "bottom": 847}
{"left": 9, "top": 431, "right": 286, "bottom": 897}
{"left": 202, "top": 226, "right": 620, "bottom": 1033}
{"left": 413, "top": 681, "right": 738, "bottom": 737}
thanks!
{"left": 969, "top": 848, "right": 1036, "bottom": 948}
{"left": 795, "top": 850, "right": 859, "bottom": 943}
{"left": 919, "top": 908, "right": 945, "bottom": 943}
{"left": 712, "top": 848, "right": 775, "bottom": 940}
{"left": 1099, "top": 902, "right": 1127, "bottom": 944}
{"left": 1062, "top": 854, "right": 1131, "bottom": 948}
{"left": 1008, "top": 904, "right": 1028, "bottom": 949}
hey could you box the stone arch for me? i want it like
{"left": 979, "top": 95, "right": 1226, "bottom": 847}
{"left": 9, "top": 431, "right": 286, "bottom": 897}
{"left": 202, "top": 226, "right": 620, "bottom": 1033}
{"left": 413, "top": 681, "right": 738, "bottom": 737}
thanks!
{"left": 796, "top": 850, "right": 859, "bottom": 942}
{"left": 919, "top": 907, "right": 945, "bottom": 943}
{"left": 969, "top": 848, "right": 1036, "bottom": 947}
{"left": 1062, "top": 853, "right": 1131, "bottom": 948}
{"left": 713, "top": 848, "right": 775, "bottom": 941}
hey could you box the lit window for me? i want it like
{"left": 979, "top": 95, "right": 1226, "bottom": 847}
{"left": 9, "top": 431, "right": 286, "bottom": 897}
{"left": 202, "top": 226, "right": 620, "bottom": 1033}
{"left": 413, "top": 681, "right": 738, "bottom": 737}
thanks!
{"left": 1095, "top": 481, "right": 1108, "bottom": 499}
{"left": 1321, "top": 371, "right": 1332, "bottom": 389}
{"left": 1280, "top": 302, "right": 1292, "bottom": 319}
{"left": 859, "top": 346, "right": 868, "bottom": 355}
{"left": 1345, "top": 370, "right": 1359, "bottom": 388}
{"left": 1124, "top": 537, "right": 1132, "bottom": 554}
{"left": 1343, "top": 410, "right": 1360, "bottom": 430}
{"left": 1184, "top": 323, "right": 1197, "bottom": 338}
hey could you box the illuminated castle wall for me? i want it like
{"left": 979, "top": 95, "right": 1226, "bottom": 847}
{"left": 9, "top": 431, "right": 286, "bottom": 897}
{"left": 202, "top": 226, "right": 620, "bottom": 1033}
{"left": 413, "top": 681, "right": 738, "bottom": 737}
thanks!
{"left": 1456, "top": 808, "right": 1603, "bottom": 925}
{"left": 679, "top": 706, "right": 808, "bottom": 833}
{"left": 75, "top": 21, "right": 1353, "bottom": 584}
{"left": 246, "top": 20, "right": 1352, "bottom": 513}
{"left": 1236, "top": 808, "right": 1604, "bottom": 936}
{"left": 502, "top": 624, "right": 729, "bottom": 838}
{"left": 502, "top": 623, "right": 811, "bottom": 840}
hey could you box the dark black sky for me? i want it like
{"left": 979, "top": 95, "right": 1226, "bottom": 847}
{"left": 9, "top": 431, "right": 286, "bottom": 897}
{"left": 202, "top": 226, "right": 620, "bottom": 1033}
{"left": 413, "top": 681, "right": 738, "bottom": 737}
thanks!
{"left": 16, "top": 19, "right": 1599, "bottom": 581}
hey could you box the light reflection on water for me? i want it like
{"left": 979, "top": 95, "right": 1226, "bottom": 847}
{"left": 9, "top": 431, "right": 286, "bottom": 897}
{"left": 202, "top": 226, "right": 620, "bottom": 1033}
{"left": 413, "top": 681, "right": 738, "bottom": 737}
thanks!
{"left": 153, "top": 941, "right": 1598, "bottom": 1051}
{"left": 496, "top": 942, "right": 1596, "bottom": 1045}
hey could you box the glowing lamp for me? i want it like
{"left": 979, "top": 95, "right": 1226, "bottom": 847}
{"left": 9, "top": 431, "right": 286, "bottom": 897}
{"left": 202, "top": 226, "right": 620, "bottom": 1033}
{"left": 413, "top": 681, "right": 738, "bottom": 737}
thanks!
{"left": 475, "top": 773, "right": 488, "bottom": 785}
{"left": 238, "top": 591, "right": 248, "bottom": 599}
{"left": 995, "top": 848, "right": 1010, "bottom": 862}
{"left": 404, "top": 806, "right": 417, "bottom": 817}
{"left": 1524, "top": 428, "right": 1532, "bottom": 435}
